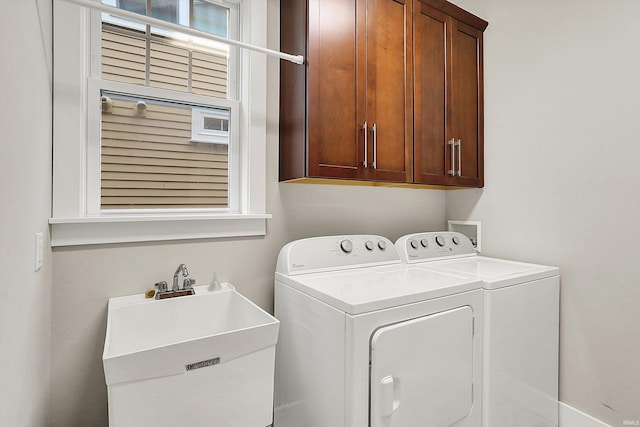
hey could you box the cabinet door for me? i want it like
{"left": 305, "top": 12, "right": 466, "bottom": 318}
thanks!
{"left": 364, "top": 0, "right": 413, "bottom": 183}
{"left": 413, "top": 3, "right": 450, "bottom": 185}
{"left": 307, "top": 0, "right": 363, "bottom": 179}
{"left": 450, "top": 20, "right": 484, "bottom": 187}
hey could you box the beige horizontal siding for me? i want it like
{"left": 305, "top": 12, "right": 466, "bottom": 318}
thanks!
{"left": 102, "top": 146, "right": 227, "bottom": 162}
{"left": 102, "top": 28, "right": 146, "bottom": 85}
{"left": 192, "top": 66, "right": 226, "bottom": 80}
{"left": 149, "top": 40, "right": 189, "bottom": 92}
{"left": 102, "top": 139, "right": 227, "bottom": 155}
{"left": 193, "top": 50, "right": 227, "bottom": 66}
{"left": 101, "top": 97, "right": 229, "bottom": 209}
{"left": 102, "top": 188, "right": 228, "bottom": 197}
{"left": 102, "top": 163, "right": 227, "bottom": 177}
{"left": 102, "top": 171, "right": 227, "bottom": 183}
{"left": 192, "top": 50, "right": 227, "bottom": 98}
{"left": 111, "top": 102, "right": 191, "bottom": 118}
{"left": 102, "top": 180, "right": 227, "bottom": 190}
{"left": 192, "top": 88, "right": 227, "bottom": 97}
{"left": 103, "top": 131, "right": 192, "bottom": 145}
{"left": 102, "top": 155, "right": 227, "bottom": 170}
{"left": 103, "top": 204, "right": 227, "bottom": 209}
{"left": 102, "top": 25, "right": 229, "bottom": 98}
{"left": 103, "top": 123, "right": 191, "bottom": 139}
{"left": 150, "top": 57, "right": 189, "bottom": 72}
{"left": 192, "top": 79, "right": 227, "bottom": 92}
{"left": 104, "top": 114, "right": 191, "bottom": 131}
{"left": 101, "top": 196, "right": 228, "bottom": 206}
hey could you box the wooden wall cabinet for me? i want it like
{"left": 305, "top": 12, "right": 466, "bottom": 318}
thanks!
{"left": 280, "top": 0, "right": 487, "bottom": 188}
{"left": 414, "top": 0, "right": 487, "bottom": 187}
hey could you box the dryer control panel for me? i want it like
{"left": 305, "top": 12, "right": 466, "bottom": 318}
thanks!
{"left": 276, "top": 235, "right": 400, "bottom": 275}
{"left": 395, "top": 232, "right": 476, "bottom": 263}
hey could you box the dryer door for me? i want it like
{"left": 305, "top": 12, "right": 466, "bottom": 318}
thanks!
{"left": 370, "top": 306, "right": 474, "bottom": 426}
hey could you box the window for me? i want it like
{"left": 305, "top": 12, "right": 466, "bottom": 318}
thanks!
{"left": 191, "top": 107, "right": 230, "bottom": 144}
{"left": 51, "top": 0, "right": 270, "bottom": 246}
{"left": 99, "top": 0, "right": 237, "bottom": 211}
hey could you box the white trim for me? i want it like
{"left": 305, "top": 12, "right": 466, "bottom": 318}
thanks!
{"left": 559, "top": 402, "right": 612, "bottom": 427}
{"left": 50, "top": 214, "right": 270, "bottom": 246}
{"left": 59, "top": 0, "right": 304, "bottom": 64}
{"left": 91, "top": 79, "right": 241, "bottom": 108}
{"left": 53, "top": 1, "right": 90, "bottom": 218}
{"left": 242, "top": 0, "right": 268, "bottom": 214}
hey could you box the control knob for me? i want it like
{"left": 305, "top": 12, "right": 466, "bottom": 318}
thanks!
{"left": 378, "top": 240, "right": 387, "bottom": 251}
{"left": 365, "top": 240, "right": 374, "bottom": 251}
{"left": 435, "top": 235, "right": 446, "bottom": 247}
{"left": 340, "top": 239, "right": 353, "bottom": 254}
{"left": 421, "top": 238, "right": 429, "bottom": 248}
{"left": 452, "top": 236, "right": 460, "bottom": 245}
{"left": 410, "top": 239, "right": 419, "bottom": 250}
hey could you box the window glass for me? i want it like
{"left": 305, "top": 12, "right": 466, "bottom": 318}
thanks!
{"left": 193, "top": 1, "right": 228, "bottom": 37}
{"left": 101, "top": 0, "right": 146, "bottom": 30}
{"left": 149, "top": 0, "right": 180, "bottom": 24}
{"left": 115, "top": 0, "right": 146, "bottom": 15}
{"left": 103, "top": 0, "right": 228, "bottom": 37}
{"left": 100, "top": 92, "right": 229, "bottom": 210}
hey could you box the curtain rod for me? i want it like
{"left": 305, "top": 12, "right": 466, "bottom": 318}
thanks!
{"left": 61, "top": 0, "right": 305, "bottom": 65}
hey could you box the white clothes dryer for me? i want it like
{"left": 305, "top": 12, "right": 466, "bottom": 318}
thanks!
{"left": 274, "top": 235, "right": 484, "bottom": 427}
{"left": 395, "top": 232, "right": 560, "bottom": 427}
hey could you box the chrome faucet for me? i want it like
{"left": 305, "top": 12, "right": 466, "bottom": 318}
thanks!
{"left": 154, "top": 264, "right": 196, "bottom": 299}
{"left": 173, "top": 264, "right": 189, "bottom": 291}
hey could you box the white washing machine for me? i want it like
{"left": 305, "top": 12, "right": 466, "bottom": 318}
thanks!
{"left": 274, "top": 235, "right": 484, "bottom": 427}
{"left": 395, "top": 232, "right": 560, "bottom": 427}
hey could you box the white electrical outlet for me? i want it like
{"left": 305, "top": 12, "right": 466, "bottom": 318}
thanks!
{"left": 35, "top": 232, "right": 44, "bottom": 271}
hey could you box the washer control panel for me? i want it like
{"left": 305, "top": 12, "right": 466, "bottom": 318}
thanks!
{"left": 276, "top": 235, "right": 400, "bottom": 275}
{"left": 395, "top": 232, "right": 475, "bottom": 263}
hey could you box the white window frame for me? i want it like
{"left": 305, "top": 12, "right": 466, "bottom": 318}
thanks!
{"left": 51, "top": 0, "right": 270, "bottom": 246}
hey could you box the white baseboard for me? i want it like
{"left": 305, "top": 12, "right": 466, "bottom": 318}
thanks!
{"left": 560, "top": 402, "right": 612, "bottom": 427}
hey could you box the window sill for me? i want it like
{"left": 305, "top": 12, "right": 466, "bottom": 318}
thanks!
{"left": 49, "top": 214, "right": 271, "bottom": 247}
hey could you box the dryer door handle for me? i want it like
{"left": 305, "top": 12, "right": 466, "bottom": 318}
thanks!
{"left": 380, "top": 375, "right": 399, "bottom": 418}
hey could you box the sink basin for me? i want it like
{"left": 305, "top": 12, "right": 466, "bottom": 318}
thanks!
{"left": 103, "top": 283, "right": 279, "bottom": 427}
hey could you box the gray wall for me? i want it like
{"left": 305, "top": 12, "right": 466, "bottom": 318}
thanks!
{"left": 447, "top": 0, "right": 640, "bottom": 425}
{"left": 0, "top": 1, "right": 52, "bottom": 426}
{"left": 48, "top": 1, "right": 447, "bottom": 425}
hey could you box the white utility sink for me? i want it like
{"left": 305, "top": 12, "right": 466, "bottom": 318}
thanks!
{"left": 103, "top": 283, "right": 279, "bottom": 427}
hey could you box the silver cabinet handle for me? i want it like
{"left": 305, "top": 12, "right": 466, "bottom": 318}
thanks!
{"left": 456, "top": 139, "right": 461, "bottom": 176}
{"left": 371, "top": 123, "right": 377, "bottom": 169}
{"left": 448, "top": 138, "right": 456, "bottom": 176}
{"left": 362, "top": 121, "right": 368, "bottom": 168}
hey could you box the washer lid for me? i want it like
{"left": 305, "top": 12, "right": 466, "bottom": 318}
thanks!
{"left": 275, "top": 264, "right": 482, "bottom": 315}
{"left": 421, "top": 256, "right": 559, "bottom": 290}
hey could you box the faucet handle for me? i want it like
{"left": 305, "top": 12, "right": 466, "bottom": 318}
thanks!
{"left": 155, "top": 281, "right": 168, "bottom": 293}
{"left": 183, "top": 278, "right": 196, "bottom": 290}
